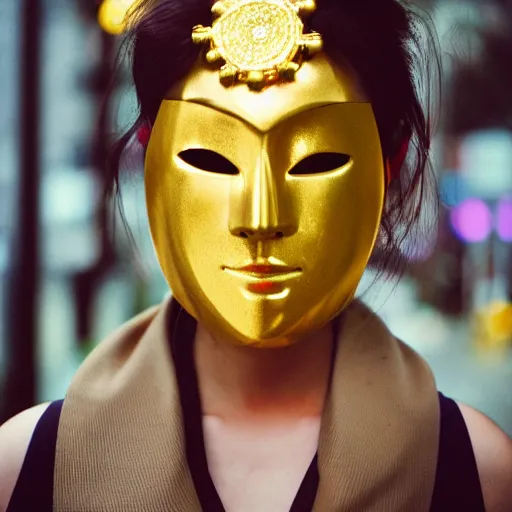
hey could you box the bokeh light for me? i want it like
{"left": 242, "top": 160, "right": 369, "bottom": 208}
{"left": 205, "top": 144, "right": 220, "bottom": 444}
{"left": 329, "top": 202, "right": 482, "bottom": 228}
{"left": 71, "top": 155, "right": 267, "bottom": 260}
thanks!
{"left": 98, "top": 0, "right": 140, "bottom": 35}
{"left": 496, "top": 196, "right": 512, "bottom": 242}
{"left": 440, "top": 172, "right": 470, "bottom": 207}
{"left": 450, "top": 198, "right": 492, "bottom": 243}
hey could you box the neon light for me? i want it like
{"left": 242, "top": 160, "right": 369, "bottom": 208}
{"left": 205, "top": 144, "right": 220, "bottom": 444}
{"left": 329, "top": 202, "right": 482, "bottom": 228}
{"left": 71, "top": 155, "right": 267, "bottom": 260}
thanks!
{"left": 450, "top": 198, "right": 492, "bottom": 243}
{"left": 496, "top": 196, "right": 512, "bottom": 242}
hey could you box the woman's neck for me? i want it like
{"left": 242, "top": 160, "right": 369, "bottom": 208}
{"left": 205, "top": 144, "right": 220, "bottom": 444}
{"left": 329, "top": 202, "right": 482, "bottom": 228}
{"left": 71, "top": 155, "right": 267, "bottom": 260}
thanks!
{"left": 194, "top": 323, "right": 334, "bottom": 424}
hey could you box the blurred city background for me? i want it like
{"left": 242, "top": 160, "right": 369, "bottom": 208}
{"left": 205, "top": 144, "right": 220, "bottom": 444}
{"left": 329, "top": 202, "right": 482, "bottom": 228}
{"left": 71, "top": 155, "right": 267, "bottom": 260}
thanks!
{"left": 0, "top": 0, "right": 511, "bottom": 433}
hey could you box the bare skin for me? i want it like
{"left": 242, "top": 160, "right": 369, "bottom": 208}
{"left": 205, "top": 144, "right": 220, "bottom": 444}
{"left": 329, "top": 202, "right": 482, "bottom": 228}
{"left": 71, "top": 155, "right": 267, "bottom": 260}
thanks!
{"left": 458, "top": 403, "right": 512, "bottom": 512}
{"left": 1, "top": 321, "right": 512, "bottom": 511}
{"left": 194, "top": 322, "right": 334, "bottom": 422}
{"left": 203, "top": 414, "right": 320, "bottom": 511}
{"left": 195, "top": 322, "right": 333, "bottom": 511}
{"left": 0, "top": 402, "right": 51, "bottom": 512}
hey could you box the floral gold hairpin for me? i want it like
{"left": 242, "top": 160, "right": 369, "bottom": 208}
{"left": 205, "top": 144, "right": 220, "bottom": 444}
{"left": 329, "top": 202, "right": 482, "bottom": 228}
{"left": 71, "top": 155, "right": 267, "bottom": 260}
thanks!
{"left": 192, "top": 0, "right": 323, "bottom": 90}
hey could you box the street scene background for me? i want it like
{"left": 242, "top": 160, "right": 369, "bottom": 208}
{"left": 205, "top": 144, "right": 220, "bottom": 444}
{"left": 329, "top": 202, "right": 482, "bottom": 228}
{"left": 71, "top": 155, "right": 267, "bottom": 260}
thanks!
{"left": 1, "top": 0, "right": 512, "bottom": 434}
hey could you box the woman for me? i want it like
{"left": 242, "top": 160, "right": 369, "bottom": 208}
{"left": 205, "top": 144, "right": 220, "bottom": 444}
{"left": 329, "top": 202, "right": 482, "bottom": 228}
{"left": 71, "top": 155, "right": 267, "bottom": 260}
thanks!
{"left": 1, "top": 0, "right": 511, "bottom": 510}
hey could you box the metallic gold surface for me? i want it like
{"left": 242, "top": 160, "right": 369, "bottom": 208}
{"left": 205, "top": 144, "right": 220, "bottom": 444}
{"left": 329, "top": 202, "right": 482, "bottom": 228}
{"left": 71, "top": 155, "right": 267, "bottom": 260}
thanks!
{"left": 192, "top": 0, "right": 322, "bottom": 89}
{"left": 167, "top": 54, "right": 366, "bottom": 132}
{"left": 146, "top": 55, "right": 384, "bottom": 347}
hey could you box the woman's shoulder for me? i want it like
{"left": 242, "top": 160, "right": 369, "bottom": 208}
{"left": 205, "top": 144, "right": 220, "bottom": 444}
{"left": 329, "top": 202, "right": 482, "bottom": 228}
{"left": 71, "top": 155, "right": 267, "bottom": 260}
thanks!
{"left": 457, "top": 402, "right": 512, "bottom": 512}
{"left": 0, "top": 403, "right": 51, "bottom": 511}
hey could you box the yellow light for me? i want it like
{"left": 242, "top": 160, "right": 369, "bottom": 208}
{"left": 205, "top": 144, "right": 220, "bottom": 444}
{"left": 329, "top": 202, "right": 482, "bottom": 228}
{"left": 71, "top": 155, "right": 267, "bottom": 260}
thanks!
{"left": 473, "top": 300, "right": 512, "bottom": 354}
{"left": 98, "top": 0, "right": 140, "bottom": 35}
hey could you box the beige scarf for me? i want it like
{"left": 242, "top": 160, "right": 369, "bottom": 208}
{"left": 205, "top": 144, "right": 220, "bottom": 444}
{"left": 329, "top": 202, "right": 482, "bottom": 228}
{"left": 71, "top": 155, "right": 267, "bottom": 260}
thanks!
{"left": 54, "top": 298, "right": 440, "bottom": 511}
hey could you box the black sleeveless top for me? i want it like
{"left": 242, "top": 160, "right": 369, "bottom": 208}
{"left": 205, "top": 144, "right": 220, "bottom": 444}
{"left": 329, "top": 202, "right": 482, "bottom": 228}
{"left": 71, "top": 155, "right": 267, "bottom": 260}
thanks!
{"left": 7, "top": 308, "right": 486, "bottom": 511}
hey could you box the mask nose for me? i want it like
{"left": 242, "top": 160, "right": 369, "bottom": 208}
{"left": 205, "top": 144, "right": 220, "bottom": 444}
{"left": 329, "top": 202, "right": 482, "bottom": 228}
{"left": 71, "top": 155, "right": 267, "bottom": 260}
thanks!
{"left": 229, "top": 150, "right": 296, "bottom": 240}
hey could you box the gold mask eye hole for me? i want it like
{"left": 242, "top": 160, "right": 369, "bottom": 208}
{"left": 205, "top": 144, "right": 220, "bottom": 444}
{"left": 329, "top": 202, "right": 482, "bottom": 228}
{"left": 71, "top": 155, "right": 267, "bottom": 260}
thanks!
{"left": 289, "top": 153, "right": 352, "bottom": 176}
{"left": 177, "top": 149, "right": 239, "bottom": 176}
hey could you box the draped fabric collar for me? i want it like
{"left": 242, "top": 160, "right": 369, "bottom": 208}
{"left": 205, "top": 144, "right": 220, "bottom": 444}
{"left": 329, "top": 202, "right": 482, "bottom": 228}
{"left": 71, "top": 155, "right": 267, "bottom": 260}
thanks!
{"left": 54, "top": 298, "right": 439, "bottom": 511}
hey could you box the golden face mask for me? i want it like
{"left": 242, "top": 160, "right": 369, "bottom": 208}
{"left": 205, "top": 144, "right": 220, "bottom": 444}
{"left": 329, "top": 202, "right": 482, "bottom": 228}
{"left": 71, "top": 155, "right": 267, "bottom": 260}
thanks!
{"left": 145, "top": 0, "right": 385, "bottom": 347}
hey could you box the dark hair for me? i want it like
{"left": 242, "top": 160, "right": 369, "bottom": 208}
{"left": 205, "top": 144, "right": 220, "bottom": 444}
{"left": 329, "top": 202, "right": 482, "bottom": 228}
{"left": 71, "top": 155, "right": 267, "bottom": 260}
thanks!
{"left": 107, "top": 0, "right": 441, "bottom": 276}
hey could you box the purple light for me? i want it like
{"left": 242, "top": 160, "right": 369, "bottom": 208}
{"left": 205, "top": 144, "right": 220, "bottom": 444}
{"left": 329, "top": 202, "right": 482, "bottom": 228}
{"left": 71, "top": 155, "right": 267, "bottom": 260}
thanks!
{"left": 450, "top": 199, "right": 492, "bottom": 243}
{"left": 497, "top": 197, "right": 512, "bottom": 242}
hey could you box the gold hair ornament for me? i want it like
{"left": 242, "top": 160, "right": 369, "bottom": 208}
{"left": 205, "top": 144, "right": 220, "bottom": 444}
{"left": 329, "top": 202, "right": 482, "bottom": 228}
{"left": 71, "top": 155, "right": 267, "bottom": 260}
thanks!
{"left": 191, "top": 0, "right": 323, "bottom": 90}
